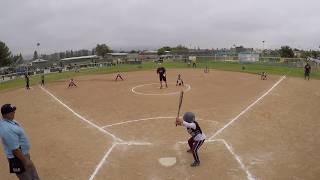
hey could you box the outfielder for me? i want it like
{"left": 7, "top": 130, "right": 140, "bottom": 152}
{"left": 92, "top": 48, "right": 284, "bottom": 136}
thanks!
{"left": 204, "top": 66, "right": 209, "bottom": 73}
{"left": 176, "top": 112, "right": 206, "bottom": 167}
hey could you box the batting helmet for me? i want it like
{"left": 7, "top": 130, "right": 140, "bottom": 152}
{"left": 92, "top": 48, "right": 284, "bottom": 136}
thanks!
{"left": 183, "top": 112, "right": 195, "bottom": 123}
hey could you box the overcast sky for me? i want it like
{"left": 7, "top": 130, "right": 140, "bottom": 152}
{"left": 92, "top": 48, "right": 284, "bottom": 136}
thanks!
{"left": 1, "top": 0, "right": 320, "bottom": 55}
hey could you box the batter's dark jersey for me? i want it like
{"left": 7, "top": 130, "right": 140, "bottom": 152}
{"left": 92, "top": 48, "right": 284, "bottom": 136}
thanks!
{"left": 187, "top": 121, "right": 203, "bottom": 138}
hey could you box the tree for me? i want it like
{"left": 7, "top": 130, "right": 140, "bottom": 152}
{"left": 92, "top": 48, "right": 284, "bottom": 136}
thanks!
{"left": 130, "top": 50, "right": 139, "bottom": 53}
{"left": 279, "top": 46, "right": 294, "bottom": 58}
{"left": 59, "top": 52, "right": 66, "bottom": 59}
{"left": 171, "top": 45, "right": 189, "bottom": 55}
{"left": 66, "top": 50, "right": 71, "bottom": 58}
{"left": 0, "top": 41, "right": 12, "bottom": 67}
{"left": 95, "top": 44, "right": 112, "bottom": 57}
{"left": 157, "top": 46, "right": 171, "bottom": 55}
{"left": 11, "top": 53, "right": 23, "bottom": 65}
{"left": 33, "top": 50, "right": 38, "bottom": 60}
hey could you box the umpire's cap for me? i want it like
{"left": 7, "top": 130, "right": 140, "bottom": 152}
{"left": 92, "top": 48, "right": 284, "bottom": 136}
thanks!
{"left": 1, "top": 104, "right": 16, "bottom": 115}
{"left": 183, "top": 112, "right": 195, "bottom": 123}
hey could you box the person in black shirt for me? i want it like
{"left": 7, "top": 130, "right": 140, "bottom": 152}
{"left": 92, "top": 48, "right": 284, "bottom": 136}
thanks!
{"left": 25, "top": 74, "right": 30, "bottom": 90}
{"left": 40, "top": 74, "right": 45, "bottom": 86}
{"left": 156, "top": 65, "right": 168, "bottom": 89}
{"left": 304, "top": 63, "right": 311, "bottom": 80}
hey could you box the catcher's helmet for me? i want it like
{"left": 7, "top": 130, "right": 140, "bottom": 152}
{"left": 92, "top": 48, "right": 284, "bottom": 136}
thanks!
{"left": 183, "top": 112, "right": 195, "bottom": 123}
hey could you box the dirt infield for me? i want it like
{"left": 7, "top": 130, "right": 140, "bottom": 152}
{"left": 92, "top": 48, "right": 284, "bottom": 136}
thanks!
{"left": 0, "top": 69, "right": 319, "bottom": 180}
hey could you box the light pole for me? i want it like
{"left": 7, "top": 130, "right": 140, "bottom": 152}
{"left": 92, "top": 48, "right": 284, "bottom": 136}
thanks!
{"left": 262, "top": 41, "right": 265, "bottom": 56}
{"left": 36, "top": 42, "right": 40, "bottom": 59}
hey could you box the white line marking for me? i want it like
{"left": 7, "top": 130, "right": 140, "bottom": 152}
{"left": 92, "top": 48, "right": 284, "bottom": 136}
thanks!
{"left": 40, "top": 86, "right": 123, "bottom": 142}
{"left": 209, "top": 76, "right": 286, "bottom": 140}
{"left": 117, "top": 141, "right": 152, "bottom": 146}
{"left": 88, "top": 143, "right": 117, "bottom": 180}
{"left": 102, "top": 116, "right": 176, "bottom": 128}
{"left": 131, "top": 83, "right": 191, "bottom": 95}
{"left": 218, "top": 139, "right": 255, "bottom": 180}
{"left": 102, "top": 116, "right": 217, "bottom": 128}
{"left": 177, "top": 139, "right": 255, "bottom": 180}
{"left": 89, "top": 141, "right": 152, "bottom": 180}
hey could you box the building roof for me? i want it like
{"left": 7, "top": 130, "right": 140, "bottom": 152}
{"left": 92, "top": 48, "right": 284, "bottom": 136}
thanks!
{"left": 309, "top": 57, "right": 320, "bottom": 63}
{"left": 32, "top": 59, "right": 48, "bottom": 63}
{"left": 108, "top": 53, "right": 128, "bottom": 56}
{"left": 142, "top": 50, "right": 157, "bottom": 54}
{"left": 61, "top": 55, "right": 98, "bottom": 61}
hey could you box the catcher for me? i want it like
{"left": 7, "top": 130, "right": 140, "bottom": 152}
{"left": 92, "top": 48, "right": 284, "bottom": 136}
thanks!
{"left": 176, "top": 112, "right": 206, "bottom": 167}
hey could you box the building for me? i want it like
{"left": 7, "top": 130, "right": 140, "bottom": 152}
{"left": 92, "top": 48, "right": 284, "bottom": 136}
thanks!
{"left": 238, "top": 51, "right": 260, "bottom": 63}
{"left": 139, "top": 50, "right": 158, "bottom": 61}
{"left": 60, "top": 55, "right": 100, "bottom": 67}
{"left": 109, "top": 53, "right": 128, "bottom": 64}
{"left": 31, "top": 59, "right": 52, "bottom": 69}
{"left": 127, "top": 53, "right": 142, "bottom": 64}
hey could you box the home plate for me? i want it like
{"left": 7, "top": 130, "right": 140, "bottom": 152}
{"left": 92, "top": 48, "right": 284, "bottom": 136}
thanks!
{"left": 158, "top": 157, "right": 176, "bottom": 167}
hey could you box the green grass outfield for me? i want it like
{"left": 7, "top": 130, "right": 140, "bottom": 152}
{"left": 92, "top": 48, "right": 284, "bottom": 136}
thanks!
{"left": 1, "top": 60, "right": 319, "bottom": 91}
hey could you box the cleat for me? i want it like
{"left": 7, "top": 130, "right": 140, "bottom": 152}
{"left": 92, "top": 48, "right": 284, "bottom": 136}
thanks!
{"left": 190, "top": 161, "right": 200, "bottom": 167}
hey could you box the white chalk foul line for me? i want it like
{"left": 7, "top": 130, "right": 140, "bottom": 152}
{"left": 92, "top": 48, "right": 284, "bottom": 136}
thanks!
{"left": 209, "top": 75, "right": 286, "bottom": 140}
{"left": 131, "top": 83, "right": 191, "bottom": 95}
{"left": 102, "top": 116, "right": 217, "bottom": 128}
{"left": 88, "top": 143, "right": 117, "bottom": 180}
{"left": 209, "top": 139, "right": 255, "bottom": 180}
{"left": 40, "top": 86, "right": 123, "bottom": 142}
{"left": 177, "top": 139, "right": 255, "bottom": 180}
{"left": 102, "top": 116, "right": 176, "bottom": 128}
{"left": 88, "top": 141, "right": 152, "bottom": 180}
{"left": 117, "top": 141, "right": 152, "bottom": 146}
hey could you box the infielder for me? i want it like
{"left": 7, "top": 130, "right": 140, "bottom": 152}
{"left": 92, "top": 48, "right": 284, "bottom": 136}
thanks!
{"left": 115, "top": 71, "right": 124, "bottom": 81}
{"left": 176, "top": 112, "right": 206, "bottom": 167}
{"left": 68, "top": 78, "right": 77, "bottom": 88}
{"left": 260, "top": 72, "right": 267, "bottom": 80}
{"left": 156, "top": 64, "right": 168, "bottom": 89}
{"left": 176, "top": 74, "right": 184, "bottom": 86}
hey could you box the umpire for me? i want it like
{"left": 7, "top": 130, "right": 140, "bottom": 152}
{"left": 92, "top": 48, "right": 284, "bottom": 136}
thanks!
{"left": 0, "top": 104, "right": 40, "bottom": 180}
